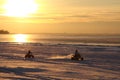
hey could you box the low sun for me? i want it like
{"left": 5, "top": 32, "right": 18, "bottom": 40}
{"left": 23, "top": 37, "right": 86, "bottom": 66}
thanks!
{"left": 3, "top": 0, "right": 38, "bottom": 17}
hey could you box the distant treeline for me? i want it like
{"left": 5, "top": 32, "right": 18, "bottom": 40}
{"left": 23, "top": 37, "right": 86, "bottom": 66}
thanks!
{"left": 0, "top": 30, "right": 9, "bottom": 34}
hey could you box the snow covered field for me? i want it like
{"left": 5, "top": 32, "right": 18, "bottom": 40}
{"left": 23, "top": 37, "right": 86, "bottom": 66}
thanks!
{"left": 0, "top": 43, "right": 120, "bottom": 80}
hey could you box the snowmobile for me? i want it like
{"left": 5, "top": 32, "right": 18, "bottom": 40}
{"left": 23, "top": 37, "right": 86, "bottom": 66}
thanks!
{"left": 25, "top": 54, "right": 34, "bottom": 59}
{"left": 71, "top": 54, "right": 84, "bottom": 61}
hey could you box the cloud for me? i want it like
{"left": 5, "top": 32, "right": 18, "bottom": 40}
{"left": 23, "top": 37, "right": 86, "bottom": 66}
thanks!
{"left": 65, "top": 14, "right": 92, "bottom": 18}
{"left": 0, "top": 9, "right": 120, "bottom": 24}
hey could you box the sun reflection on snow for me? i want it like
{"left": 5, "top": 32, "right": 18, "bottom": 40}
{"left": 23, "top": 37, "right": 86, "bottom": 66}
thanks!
{"left": 13, "top": 34, "right": 28, "bottom": 43}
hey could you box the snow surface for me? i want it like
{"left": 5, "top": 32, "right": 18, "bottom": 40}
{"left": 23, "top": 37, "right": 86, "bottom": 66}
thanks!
{"left": 0, "top": 43, "right": 120, "bottom": 80}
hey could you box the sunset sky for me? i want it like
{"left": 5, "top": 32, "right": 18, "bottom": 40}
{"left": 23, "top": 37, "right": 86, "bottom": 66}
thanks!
{"left": 0, "top": 0, "right": 120, "bottom": 34}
